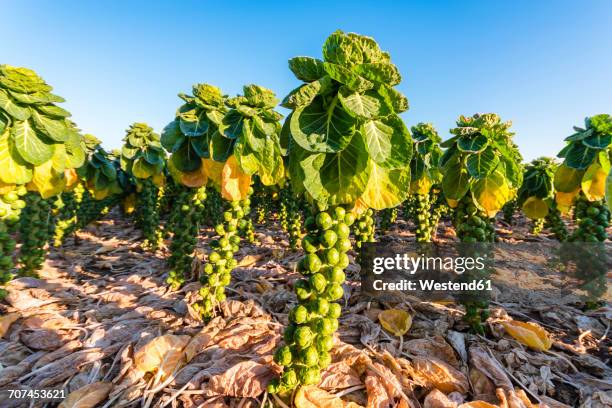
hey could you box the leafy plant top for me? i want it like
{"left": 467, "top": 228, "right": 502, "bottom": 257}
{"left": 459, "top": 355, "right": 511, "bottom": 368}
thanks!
{"left": 0, "top": 65, "right": 86, "bottom": 198}
{"left": 283, "top": 30, "right": 412, "bottom": 210}
{"left": 554, "top": 114, "right": 612, "bottom": 209}
{"left": 440, "top": 113, "right": 523, "bottom": 216}
{"left": 120, "top": 123, "right": 165, "bottom": 180}
{"left": 78, "top": 134, "right": 123, "bottom": 200}
{"left": 161, "top": 84, "right": 227, "bottom": 176}
{"left": 410, "top": 122, "right": 442, "bottom": 194}
{"left": 517, "top": 157, "right": 557, "bottom": 219}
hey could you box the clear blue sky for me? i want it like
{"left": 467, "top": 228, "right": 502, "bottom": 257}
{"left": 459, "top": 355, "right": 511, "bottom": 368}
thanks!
{"left": 2, "top": 1, "right": 611, "bottom": 161}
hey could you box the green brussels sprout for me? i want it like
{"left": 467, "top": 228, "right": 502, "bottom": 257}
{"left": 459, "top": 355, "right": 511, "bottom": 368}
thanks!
{"left": 316, "top": 212, "right": 333, "bottom": 230}
{"left": 281, "top": 369, "right": 298, "bottom": 388}
{"left": 284, "top": 324, "right": 297, "bottom": 344}
{"left": 309, "top": 298, "right": 329, "bottom": 315}
{"left": 315, "top": 335, "right": 334, "bottom": 352}
{"left": 304, "top": 253, "right": 322, "bottom": 273}
{"left": 318, "top": 351, "right": 332, "bottom": 368}
{"left": 325, "top": 283, "right": 344, "bottom": 301}
{"left": 294, "top": 326, "right": 314, "bottom": 348}
{"left": 297, "top": 367, "right": 321, "bottom": 385}
{"left": 327, "top": 302, "right": 342, "bottom": 319}
{"left": 290, "top": 305, "right": 309, "bottom": 324}
{"left": 274, "top": 345, "right": 293, "bottom": 366}
{"left": 321, "top": 230, "right": 338, "bottom": 248}
{"left": 300, "top": 346, "right": 320, "bottom": 367}
{"left": 326, "top": 267, "right": 346, "bottom": 284}
{"left": 309, "top": 273, "right": 327, "bottom": 294}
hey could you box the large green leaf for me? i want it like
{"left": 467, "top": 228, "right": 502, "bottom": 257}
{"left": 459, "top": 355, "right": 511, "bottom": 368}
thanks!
{"left": 282, "top": 76, "right": 333, "bottom": 109}
{"left": 362, "top": 115, "right": 412, "bottom": 169}
{"left": 583, "top": 133, "right": 612, "bottom": 149}
{"left": 377, "top": 85, "right": 408, "bottom": 114}
{"left": 64, "top": 130, "right": 85, "bottom": 169}
{"left": 0, "top": 89, "right": 30, "bottom": 120}
{"left": 290, "top": 96, "right": 356, "bottom": 153}
{"left": 322, "top": 31, "right": 363, "bottom": 67}
{"left": 0, "top": 129, "right": 32, "bottom": 184}
{"left": 353, "top": 63, "right": 401, "bottom": 86}
{"left": 565, "top": 142, "right": 596, "bottom": 169}
{"left": 338, "top": 86, "right": 392, "bottom": 119}
{"left": 30, "top": 110, "right": 68, "bottom": 142}
{"left": 564, "top": 128, "right": 593, "bottom": 142}
{"left": 441, "top": 155, "right": 470, "bottom": 200}
{"left": 457, "top": 134, "right": 488, "bottom": 153}
{"left": 171, "top": 140, "right": 201, "bottom": 173}
{"left": 359, "top": 161, "right": 410, "bottom": 210}
{"left": 300, "top": 132, "right": 370, "bottom": 206}
{"left": 221, "top": 109, "right": 244, "bottom": 139}
{"left": 288, "top": 57, "right": 326, "bottom": 82}
{"left": 161, "top": 120, "right": 184, "bottom": 153}
{"left": 36, "top": 104, "right": 71, "bottom": 118}
{"left": 209, "top": 130, "right": 234, "bottom": 162}
{"left": 12, "top": 120, "right": 54, "bottom": 165}
{"left": 466, "top": 146, "right": 499, "bottom": 179}
{"left": 323, "top": 62, "right": 373, "bottom": 92}
{"left": 179, "top": 112, "right": 209, "bottom": 137}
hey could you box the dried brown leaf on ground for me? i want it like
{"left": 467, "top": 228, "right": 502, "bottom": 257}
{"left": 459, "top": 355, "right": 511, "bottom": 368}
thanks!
{"left": 468, "top": 347, "right": 513, "bottom": 392}
{"left": 58, "top": 381, "right": 113, "bottom": 408}
{"left": 404, "top": 336, "right": 460, "bottom": 368}
{"left": 202, "top": 356, "right": 280, "bottom": 397}
{"left": 320, "top": 361, "right": 363, "bottom": 390}
{"left": 0, "top": 312, "right": 20, "bottom": 337}
{"left": 423, "top": 389, "right": 458, "bottom": 408}
{"left": 412, "top": 357, "right": 469, "bottom": 394}
{"left": 133, "top": 333, "right": 190, "bottom": 379}
{"left": 184, "top": 316, "right": 226, "bottom": 362}
{"left": 294, "top": 385, "right": 364, "bottom": 408}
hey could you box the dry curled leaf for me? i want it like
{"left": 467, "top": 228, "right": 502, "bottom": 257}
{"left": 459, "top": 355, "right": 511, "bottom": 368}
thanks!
{"left": 134, "top": 334, "right": 190, "bottom": 379}
{"left": 501, "top": 320, "right": 551, "bottom": 351}
{"left": 295, "top": 385, "right": 364, "bottom": 408}
{"left": 203, "top": 357, "right": 279, "bottom": 397}
{"left": 413, "top": 357, "right": 469, "bottom": 394}
{"left": 58, "top": 382, "right": 113, "bottom": 408}
{"left": 0, "top": 312, "right": 20, "bottom": 338}
{"left": 457, "top": 402, "right": 497, "bottom": 408}
{"left": 378, "top": 309, "right": 412, "bottom": 337}
{"left": 424, "top": 389, "right": 458, "bottom": 408}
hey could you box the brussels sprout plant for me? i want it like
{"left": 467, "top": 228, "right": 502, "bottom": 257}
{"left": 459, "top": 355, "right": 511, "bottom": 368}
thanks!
{"left": 517, "top": 157, "right": 568, "bottom": 240}
{"left": 270, "top": 30, "right": 412, "bottom": 393}
{"left": 120, "top": 123, "right": 165, "bottom": 249}
{"left": 409, "top": 123, "right": 443, "bottom": 241}
{"left": 554, "top": 114, "right": 611, "bottom": 242}
{"left": 0, "top": 65, "right": 86, "bottom": 281}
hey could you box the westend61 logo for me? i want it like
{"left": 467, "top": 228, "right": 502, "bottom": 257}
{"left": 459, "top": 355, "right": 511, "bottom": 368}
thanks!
{"left": 360, "top": 241, "right": 494, "bottom": 302}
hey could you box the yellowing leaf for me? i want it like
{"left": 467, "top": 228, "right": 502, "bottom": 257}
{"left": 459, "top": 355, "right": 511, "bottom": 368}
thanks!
{"left": 221, "top": 155, "right": 251, "bottom": 201}
{"left": 30, "top": 160, "right": 65, "bottom": 198}
{"left": 152, "top": 172, "right": 166, "bottom": 187}
{"left": 351, "top": 197, "right": 369, "bottom": 216}
{"left": 93, "top": 188, "right": 110, "bottom": 200}
{"left": 607, "top": 171, "right": 612, "bottom": 213}
{"left": 521, "top": 196, "right": 549, "bottom": 220}
{"left": 472, "top": 169, "right": 512, "bottom": 217}
{"left": 502, "top": 320, "right": 552, "bottom": 351}
{"left": 410, "top": 175, "right": 432, "bottom": 195}
{"left": 122, "top": 193, "right": 137, "bottom": 214}
{"left": 180, "top": 167, "right": 208, "bottom": 188}
{"left": 58, "top": 382, "right": 113, "bottom": 408}
{"left": 581, "top": 162, "right": 608, "bottom": 201}
{"left": 202, "top": 158, "right": 224, "bottom": 189}
{"left": 134, "top": 334, "right": 190, "bottom": 379}
{"left": 554, "top": 163, "right": 584, "bottom": 193}
{"left": 446, "top": 198, "right": 459, "bottom": 208}
{"left": 0, "top": 312, "right": 20, "bottom": 338}
{"left": 295, "top": 385, "right": 364, "bottom": 408}
{"left": 378, "top": 309, "right": 412, "bottom": 336}
{"left": 359, "top": 162, "right": 410, "bottom": 210}
{"left": 64, "top": 168, "right": 79, "bottom": 190}
{"left": 555, "top": 190, "right": 579, "bottom": 214}
{"left": 413, "top": 357, "right": 470, "bottom": 394}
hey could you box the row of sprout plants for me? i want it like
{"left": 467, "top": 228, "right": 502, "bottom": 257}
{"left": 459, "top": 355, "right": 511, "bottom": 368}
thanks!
{"left": 0, "top": 31, "right": 610, "bottom": 402}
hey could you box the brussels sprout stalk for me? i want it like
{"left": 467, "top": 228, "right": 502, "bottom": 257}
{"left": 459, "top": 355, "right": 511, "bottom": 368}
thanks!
{"left": 269, "top": 205, "right": 353, "bottom": 393}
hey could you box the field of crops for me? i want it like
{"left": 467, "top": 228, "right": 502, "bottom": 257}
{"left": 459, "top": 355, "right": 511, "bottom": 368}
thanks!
{"left": 0, "top": 31, "right": 610, "bottom": 408}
